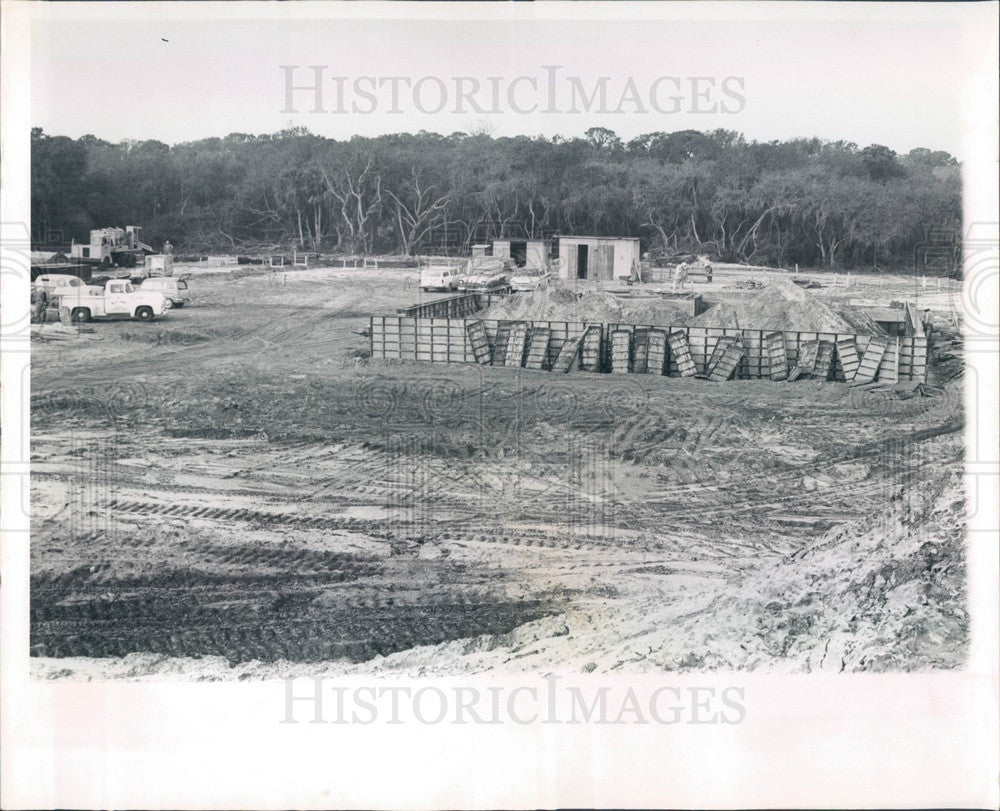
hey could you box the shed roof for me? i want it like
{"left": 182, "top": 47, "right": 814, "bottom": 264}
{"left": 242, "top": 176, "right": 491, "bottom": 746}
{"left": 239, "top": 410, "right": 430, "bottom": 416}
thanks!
{"left": 555, "top": 235, "right": 640, "bottom": 242}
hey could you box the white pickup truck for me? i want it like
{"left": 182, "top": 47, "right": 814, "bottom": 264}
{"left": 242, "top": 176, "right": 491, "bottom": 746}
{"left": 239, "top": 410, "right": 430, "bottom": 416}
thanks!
{"left": 55, "top": 279, "right": 169, "bottom": 323}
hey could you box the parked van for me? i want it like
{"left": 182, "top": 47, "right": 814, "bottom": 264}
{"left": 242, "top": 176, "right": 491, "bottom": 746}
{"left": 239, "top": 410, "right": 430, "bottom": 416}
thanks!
{"left": 419, "top": 265, "right": 463, "bottom": 292}
{"left": 141, "top": 276, "right": 191, "bottom": 307}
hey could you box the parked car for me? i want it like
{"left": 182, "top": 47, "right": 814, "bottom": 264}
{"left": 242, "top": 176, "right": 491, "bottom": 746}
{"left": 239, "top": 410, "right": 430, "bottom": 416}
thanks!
{"left": 141, "top": 276, "right": 191, "bottom": 307}
{"left": 419, "top": 265, "right": 463, "bottom": 292}
{"left": 510, "top": 269, "right": 552, "bottom": 292}
{"left": 54, "top": 279, "right": 168, "bottom": 322}
{"left": 33, "top": 274, "right": 88, "bottom": 301}
{"left": 456, "top": 257, "right": 511, "bottom": 292}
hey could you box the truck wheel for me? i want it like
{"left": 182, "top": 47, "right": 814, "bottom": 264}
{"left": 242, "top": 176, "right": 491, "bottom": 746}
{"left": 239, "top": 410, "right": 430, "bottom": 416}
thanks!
{"left": 172, "top": 300, "right": 185, "bottom": 308}
{"left": 70, "top": 307, "right": 91, "bottom": 324}
{"left": 135, "top": 306, "right": 155, "bottom": 322}
{"left": 102, "top": 256, "right": 112, "bottom": 268}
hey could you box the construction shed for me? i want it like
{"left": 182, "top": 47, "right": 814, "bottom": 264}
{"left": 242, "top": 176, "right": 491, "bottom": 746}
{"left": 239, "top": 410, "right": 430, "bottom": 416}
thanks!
{"left": 556, "top": 236, "right": 641, "bottom": 282}
{"left": 491, "top": 239, "right": 550, "bottom": 269}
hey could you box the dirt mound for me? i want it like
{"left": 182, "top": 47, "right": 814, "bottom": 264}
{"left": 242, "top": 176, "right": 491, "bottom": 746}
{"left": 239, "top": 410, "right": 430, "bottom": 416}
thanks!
{"left": 692, "top": 279, "right": 886, "bottom": 334}
{"left": 481, "top": 280, "right": 886, "bottom": 334}
{"left": 649, "top": 467, "right": 968, "bottom": 672}
{"left": 479, "top": 285, "right": 694, "bottom": 326}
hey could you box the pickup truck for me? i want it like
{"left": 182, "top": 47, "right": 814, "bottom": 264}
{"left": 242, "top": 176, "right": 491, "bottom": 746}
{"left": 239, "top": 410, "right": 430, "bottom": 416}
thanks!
{"left": 55, "top": 279, "right": 169, "bottom": 323}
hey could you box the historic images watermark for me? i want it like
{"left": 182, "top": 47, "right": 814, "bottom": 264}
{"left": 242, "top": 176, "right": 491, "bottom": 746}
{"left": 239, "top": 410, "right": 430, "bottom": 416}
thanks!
{"left": 280, "top": 66, "right": 746, "bottom": 116}
{"left": 281, "top": 677, "right": 747, "bottom": 726}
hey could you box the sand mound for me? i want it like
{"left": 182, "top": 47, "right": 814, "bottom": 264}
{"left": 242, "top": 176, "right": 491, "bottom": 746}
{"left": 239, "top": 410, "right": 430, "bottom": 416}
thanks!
{"left": 479, "top": 284, "right": 696, "bottom": 326}
{"left": 692, "top": 279, "right": 886, "bottom": 334}
{"left": 480, "top": 279, "right": 886, "bottom": 335}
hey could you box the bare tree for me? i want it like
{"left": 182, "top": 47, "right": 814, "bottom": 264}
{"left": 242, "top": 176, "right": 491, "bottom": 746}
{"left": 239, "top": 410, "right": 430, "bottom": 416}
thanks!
{"left": 321, "top": 156, "right": 383, "bottom": 254}
{"left": 386, "top": 168, "right": 451, "bottom": 255}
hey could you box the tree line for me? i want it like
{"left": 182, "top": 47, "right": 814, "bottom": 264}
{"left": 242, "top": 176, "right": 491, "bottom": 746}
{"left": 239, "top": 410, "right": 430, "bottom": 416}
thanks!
{"left": 31, "top": 126, "right": 961, "bottom": 269}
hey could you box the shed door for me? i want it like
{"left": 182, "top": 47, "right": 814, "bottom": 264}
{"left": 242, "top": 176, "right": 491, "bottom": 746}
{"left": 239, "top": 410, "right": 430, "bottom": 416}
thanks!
{"left": 593, "top": 244, "right": 614, "bottom": 280}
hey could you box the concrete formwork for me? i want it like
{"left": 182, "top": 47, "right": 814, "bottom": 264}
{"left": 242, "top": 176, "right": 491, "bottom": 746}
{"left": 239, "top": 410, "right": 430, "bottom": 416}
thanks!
{"left": 370, "top": 313, "right": 929, "bottom": 383}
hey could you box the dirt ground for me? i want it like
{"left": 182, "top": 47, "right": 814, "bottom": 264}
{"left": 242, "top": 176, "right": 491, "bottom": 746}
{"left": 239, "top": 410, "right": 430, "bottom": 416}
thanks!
{"left": 29, "top": 265, "right": 968, "bottom": 678}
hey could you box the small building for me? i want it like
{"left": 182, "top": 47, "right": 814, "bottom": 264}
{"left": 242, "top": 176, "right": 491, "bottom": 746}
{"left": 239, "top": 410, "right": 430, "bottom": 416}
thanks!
{"left": 491, "top": 239, "right": 550, "bottom": 269}
{"left": 471, "top": 243, "right": 492, "bottom": 258}
{"left": 555, "top": 236, "right": 641, "bottom": 281}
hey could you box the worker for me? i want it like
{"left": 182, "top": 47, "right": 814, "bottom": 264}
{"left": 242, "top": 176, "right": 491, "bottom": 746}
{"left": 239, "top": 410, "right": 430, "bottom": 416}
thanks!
{"left": 629, "top": 256, "right": 642, "bottom": 285}
{"left": 163, "top": 240, "right": 173, "bottom": 255}
{"left": 704, "top": 261, "right": 713, "bottom": 283}
{"left": 33, "top": 294, "right": 47, "bottom": 324}
{"left": 673, "top": 262, "right": 689, "bottom": 292}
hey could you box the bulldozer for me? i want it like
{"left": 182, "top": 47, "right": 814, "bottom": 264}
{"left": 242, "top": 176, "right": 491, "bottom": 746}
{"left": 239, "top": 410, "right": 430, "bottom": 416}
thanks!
{"left": 69, "top": 226, "right": 154, "bottom": 268}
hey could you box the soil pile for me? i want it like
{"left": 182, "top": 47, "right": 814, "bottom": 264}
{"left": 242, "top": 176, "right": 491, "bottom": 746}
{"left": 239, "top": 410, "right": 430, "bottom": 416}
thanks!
{"left": 656, "top": 467, "right": 968, "bottom": 672}
{"left": 479, "top": 284, "right": 695, "bottom": 326}
{"left": 692, "top": 279, "right": 886, "bottom": 334}
{"left": 481, "top": 279, "right": 886, "bottom": 334}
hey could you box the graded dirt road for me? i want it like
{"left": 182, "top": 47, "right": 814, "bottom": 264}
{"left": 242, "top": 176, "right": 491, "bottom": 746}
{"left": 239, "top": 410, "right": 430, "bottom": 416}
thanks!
{"left": 29, "top": 266, "right": 967, "bottom": 677}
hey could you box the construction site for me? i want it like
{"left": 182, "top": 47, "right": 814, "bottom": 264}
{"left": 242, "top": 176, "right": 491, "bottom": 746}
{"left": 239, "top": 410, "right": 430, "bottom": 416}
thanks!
{"left": 29, "top": 244, "right": 967, "bottom": 679}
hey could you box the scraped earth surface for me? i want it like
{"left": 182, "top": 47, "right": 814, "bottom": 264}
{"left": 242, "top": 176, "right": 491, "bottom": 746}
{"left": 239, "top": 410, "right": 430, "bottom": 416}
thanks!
{"left": 29, "top": 265, "right": 968, "bottom": 679}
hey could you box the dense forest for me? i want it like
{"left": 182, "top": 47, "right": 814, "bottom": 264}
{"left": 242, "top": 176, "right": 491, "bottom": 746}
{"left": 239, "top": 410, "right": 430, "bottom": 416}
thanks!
{"left": 31, "top": 126, "right": 961, "bottom": 269}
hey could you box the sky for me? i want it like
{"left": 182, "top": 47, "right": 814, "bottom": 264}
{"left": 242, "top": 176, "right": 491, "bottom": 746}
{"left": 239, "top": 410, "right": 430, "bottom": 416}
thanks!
{"left": 28, "top": 4, "right": 990, "bottom": 158}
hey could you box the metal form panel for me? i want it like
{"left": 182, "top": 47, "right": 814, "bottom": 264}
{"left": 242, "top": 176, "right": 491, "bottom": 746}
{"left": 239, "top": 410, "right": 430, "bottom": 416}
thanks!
{"left": 552, "top": 334, "right": 583, "bottom": 373}
{"left": 504, "top": 322, "right": 528, "bottom": 367}
{"left": 764, "top": 331, "right": 789, "bottom": 380}
{"left": 465, "top": 320, "right": 492, "bottom": 365}
{"left": 708, "top": 341, "right": 744, "bottom": 381}
{"left": 631, "top": 329, "right": 651, "bottom": 373}
{"left": 491, "top": 322, "right": 512, "bottom": 365}
{"left": 812, "top": 340, "right": 835, "bottom": 380}
{"left": 704, "top": 336, "right": 738, "bottom": 379}
{"left": 611, "top": 330, "right": 631, "bottom": 373}
{"left": 667, "top": 330, "right": 698, "bottom": 377}
{"left": 853, "top": 337, "right": 888, "bottom": 384}
{"left": 835, "top": 338, "right": 861, "bottom": 381}
{"left": 580, "top": 326, "right": 603, "bottom": 372}
{"left": 789, "top": 340, "right": 820, "bottom": 381}
{"left": 524, "top": 327, "right": 551, "bottom": 370}
{"left": 879, "top": 337, "right": 900, "bottom": 383}
{"left": 646, "top": 329, "right": 667, "bottom": 375}
{"left": 372, "top": 310, "right": 930, "bottom": 384}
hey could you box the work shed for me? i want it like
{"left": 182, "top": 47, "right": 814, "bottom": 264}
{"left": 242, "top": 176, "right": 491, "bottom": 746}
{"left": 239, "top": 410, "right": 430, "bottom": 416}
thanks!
{"left": 556, "top": 236, "right": 641, "bottom": 281}
{"left": 491, "top": 239, "right": 550, "bottom": 269}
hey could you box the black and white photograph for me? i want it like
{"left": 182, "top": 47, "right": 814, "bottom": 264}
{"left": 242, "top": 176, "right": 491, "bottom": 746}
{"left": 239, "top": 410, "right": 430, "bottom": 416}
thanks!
{"left": 1, "top": 1, "right": 997, "bottom": 808}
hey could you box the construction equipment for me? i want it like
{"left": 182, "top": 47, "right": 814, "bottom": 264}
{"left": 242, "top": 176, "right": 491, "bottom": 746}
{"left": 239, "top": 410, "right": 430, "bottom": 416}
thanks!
{"left": 69, "top": 226, "right": 154, "bottom": 269}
